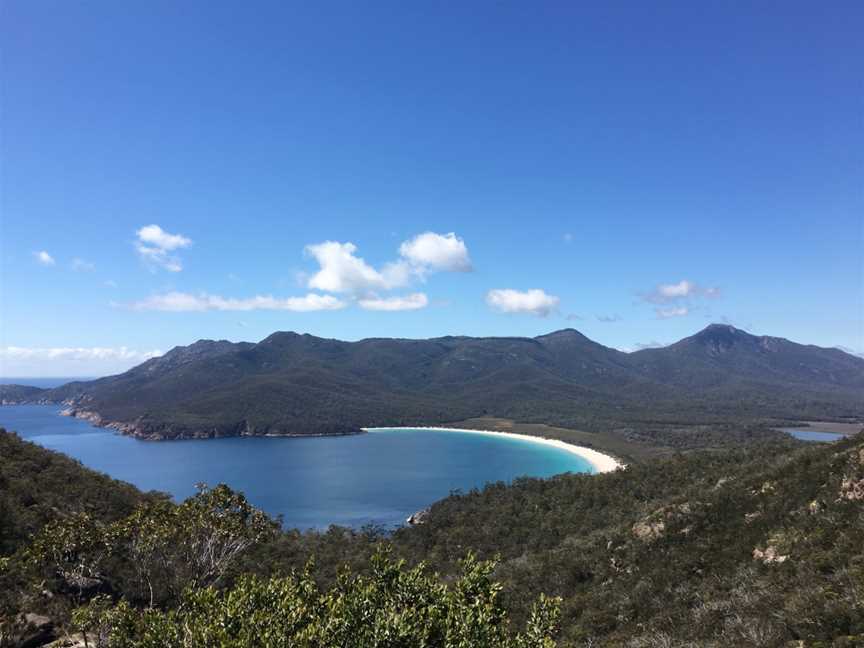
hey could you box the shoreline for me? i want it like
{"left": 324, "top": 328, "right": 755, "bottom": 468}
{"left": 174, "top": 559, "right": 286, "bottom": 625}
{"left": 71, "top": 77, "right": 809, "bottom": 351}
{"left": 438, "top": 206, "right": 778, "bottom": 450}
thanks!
{"left": 363, "top": 426, "right": 625, "bottom": 474}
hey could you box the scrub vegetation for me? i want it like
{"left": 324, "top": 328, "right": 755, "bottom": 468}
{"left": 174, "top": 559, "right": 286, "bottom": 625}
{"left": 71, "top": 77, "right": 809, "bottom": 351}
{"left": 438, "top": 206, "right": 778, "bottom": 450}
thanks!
{"left": 3, "top": 324, "right": 862, "bottom": 446}
{"left": 2, "top": 426, "right": 863, "bottom": 646}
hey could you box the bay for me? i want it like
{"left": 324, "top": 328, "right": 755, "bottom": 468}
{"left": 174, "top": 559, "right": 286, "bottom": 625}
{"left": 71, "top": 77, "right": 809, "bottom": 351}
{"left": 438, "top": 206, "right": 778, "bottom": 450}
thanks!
{"left": 0, "top": 405, "right": 593, "bottom": 530}
{"left": 781, "top": 428, "right": 847, "bottom": 443}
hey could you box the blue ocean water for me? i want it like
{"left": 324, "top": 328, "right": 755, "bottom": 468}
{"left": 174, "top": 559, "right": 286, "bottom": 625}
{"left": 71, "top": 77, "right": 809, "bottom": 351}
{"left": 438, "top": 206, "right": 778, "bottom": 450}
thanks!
{"left": 781, "top": 428, "right": 846, "bottom": 443}
{"left": 0, "top": 377, "right": 95, "bottom": 388}
{"left": 0, "top": 405, "right": 593, "bottom": 530}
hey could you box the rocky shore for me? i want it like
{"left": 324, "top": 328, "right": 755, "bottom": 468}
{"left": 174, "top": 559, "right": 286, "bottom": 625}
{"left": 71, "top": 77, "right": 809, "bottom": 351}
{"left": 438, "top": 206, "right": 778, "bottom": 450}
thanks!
{"left": 59, "top": 407, "right": 365, "bottom": 441}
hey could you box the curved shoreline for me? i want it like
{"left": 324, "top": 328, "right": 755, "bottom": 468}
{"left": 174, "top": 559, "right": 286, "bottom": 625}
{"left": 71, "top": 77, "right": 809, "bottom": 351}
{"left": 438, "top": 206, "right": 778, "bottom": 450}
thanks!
{"left": 363, "top": 426, "right": 625, "bottom": 474}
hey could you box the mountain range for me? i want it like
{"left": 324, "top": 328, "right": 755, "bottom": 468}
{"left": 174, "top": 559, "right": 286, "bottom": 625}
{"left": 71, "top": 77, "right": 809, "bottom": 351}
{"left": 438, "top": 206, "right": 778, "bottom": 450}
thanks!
{"left": 2, "top": 324, "right": 862, "bottom": 440}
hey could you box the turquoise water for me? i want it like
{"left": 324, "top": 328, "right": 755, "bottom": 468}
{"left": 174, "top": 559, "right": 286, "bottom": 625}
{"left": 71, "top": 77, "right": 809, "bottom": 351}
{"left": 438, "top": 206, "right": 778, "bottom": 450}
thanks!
{"left": 0, "top": 405, "right": 593, "bottom": 530}
{"left": 781, "top": 428, "right": 846, "bottom": 443}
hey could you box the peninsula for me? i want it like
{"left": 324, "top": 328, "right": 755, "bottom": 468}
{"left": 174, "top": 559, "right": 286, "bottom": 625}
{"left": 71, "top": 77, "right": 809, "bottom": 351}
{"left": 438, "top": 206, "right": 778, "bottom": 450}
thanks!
{"left": 2, "top": 325, "right": 862, "bottom": 455}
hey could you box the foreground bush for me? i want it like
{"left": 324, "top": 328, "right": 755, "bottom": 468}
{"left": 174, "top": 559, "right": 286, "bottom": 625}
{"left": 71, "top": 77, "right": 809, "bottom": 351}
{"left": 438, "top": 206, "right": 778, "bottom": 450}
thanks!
{"left": 73, "top": 551, "right": 560, "bottom": 648}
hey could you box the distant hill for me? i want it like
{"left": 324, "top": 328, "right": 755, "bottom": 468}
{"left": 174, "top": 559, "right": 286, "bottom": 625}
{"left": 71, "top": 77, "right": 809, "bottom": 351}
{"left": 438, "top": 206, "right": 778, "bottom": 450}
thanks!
{"left": 1, "top": 324, "right": 862, "bottom": 440}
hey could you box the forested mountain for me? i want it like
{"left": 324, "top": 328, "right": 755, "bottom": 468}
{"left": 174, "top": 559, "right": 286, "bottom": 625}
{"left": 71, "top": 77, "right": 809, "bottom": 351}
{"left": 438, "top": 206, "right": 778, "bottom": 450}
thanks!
{"left": 2, "top": 324, "right": 862, "bottom": 440}
{"left": 2, "top": 427, "right": 863, "bottom": 646}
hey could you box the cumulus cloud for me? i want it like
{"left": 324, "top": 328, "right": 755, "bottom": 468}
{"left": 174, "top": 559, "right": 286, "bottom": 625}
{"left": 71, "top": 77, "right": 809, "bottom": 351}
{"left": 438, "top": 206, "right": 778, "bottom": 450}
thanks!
{"left": 641, "top": 279, "right": 720, "bottom": 305}
{"left": 304, "top": 232, "right": 470, "bottom": 303}
{"left": 130, "top": 291, "right": 345, "bottom": 312}
{"left": 304, "top": 241, "right": 408, "bottom": 294}
{"left": 358, "top": 293, "right": 429, "bottom": 311}
{"left": 137, "top": 224, "right": 191, "bottom": 250}
{"left": 34, "top": 250, "right": 55, "bottom": 266}
{"left": 398, "top": 232, "right": 471, "bottom": 273}
{"left": 135, "top": 224, "right": 192, "bottom": 272}
{"left": 129, "top": 232, "right": 469, "bottom": 317}
{"left": 639, "top": 278, "right": 719, "bottom": 319}
{"left": 486, "top": 288, "right": 560, "bottom": 317}
{"left": 655, "top": 306, "right": 689, "bottom": 319}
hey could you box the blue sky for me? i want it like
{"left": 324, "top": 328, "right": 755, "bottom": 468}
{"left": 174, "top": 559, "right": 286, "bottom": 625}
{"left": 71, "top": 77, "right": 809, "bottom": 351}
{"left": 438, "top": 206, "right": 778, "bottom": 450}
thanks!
{"left": 2, "top": 1, "right": 862, "bottom": 376}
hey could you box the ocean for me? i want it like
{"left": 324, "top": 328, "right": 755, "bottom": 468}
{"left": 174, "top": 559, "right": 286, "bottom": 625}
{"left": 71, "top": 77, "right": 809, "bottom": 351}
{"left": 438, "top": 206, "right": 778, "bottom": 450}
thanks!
{"left": 0, "top": 404, "right": 594, "bottom": 530}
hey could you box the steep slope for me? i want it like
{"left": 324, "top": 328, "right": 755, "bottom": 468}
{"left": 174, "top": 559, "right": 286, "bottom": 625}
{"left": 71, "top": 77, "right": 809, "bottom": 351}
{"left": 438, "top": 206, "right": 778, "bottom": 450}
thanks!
{"left": 1, "top": 325, "right": 861, "bottom": 439}
{"left": 0, "top": 430, "right": 159, "bottom": 556}
{"left": 628, "top": 324, "right": 864, "bottom": 420}
{"left": 631, "top": 324, "right": 864, "bottom": 389}
{"left": 388, "top": 432, "right": 864, "bottom": 646}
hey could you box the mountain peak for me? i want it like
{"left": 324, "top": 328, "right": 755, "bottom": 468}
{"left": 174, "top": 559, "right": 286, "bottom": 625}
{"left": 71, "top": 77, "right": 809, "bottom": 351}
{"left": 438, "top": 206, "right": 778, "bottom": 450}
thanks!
{"left": 699, "top": 323, "right": 746, "bottom": 335}
{"left": 260, "top": 331, "right": 302, "bottom": 343}
{"left": 691, "top": 323, "right": 755, "bottom": 342}
{"left": 133, "top": 338, "right": 244, "bottom": 375}
{"left": 536, "top": 328, "right": 589, "bottom": 341}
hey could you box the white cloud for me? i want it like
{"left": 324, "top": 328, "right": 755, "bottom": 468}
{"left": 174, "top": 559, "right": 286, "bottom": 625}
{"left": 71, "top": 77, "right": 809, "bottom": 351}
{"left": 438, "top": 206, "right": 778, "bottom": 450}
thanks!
{"left": 0, "top": 346, "right": 163, "bottom": 378}
{"left": 136, "top": 224, "right": 191, "bottom": 251}
{"left": 398, "top": 232, "right": 471, "bottom": 273}
{"left": 358, "top": 293, "right": 428, "bottom": 311}
{"left": 486, "top": 288, "right": 560, "bottom": 317}
{"left": 640, "top": 279, "right": 719, "bottom": 320}
{"left": 617, "top": 340, "right": 667, "bottom": 353}
{"left": 655, "top": 306, "right": 689, "bottom": 319}
{"left": 304, "top": 241, "right": 408, "bottom": 294}
{"left": 635, "top": 340, "right": 666, "bottom": 350}
{"left": 304, "top": 233, "right": 471, "bottom": 297}
{"left": 34, "top": 250, "right": 55, "bottom": 266}
{"left": 596, "top": 314, "right": 621, "bottom": 323}
{"left": 71, "top": 258, "right": 95, "bottom": 272}
{"left": 1, "top": 346, "right": 162, "bottom": 361}
{"left": 130, "top": 291, "right": 345, "bottom": 312}
{"left": 135, "top": 224, "right": 192, "bottom": 272}
{"left": 642, "top": 279, "right": 720, "bottom": 304}
{"left": 659, "top": 280, "right": 696, "bottom": 299}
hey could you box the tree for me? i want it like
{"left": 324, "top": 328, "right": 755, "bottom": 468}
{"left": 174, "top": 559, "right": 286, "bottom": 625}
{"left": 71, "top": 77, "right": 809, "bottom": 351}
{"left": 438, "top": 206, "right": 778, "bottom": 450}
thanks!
{"left": 72, "top": 549, "right": 561, "bottom": 647}
{"left": 27, "top": 484, "right": 279, "bottom": 609}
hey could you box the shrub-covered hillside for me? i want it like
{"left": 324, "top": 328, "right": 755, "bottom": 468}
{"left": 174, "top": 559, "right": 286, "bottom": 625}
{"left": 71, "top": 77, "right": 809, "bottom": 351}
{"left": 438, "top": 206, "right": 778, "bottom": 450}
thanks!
{"left": 0, "top": 431, "right": 161, "bottom": 557}
{"left": 388, "top": 434, "right": 864, "bottom": 645}
{"left": 1, "top": 428, "right": 863, "bottom": 647}
{"left": 4, "top": 325, "right": 862, "bottom": 440}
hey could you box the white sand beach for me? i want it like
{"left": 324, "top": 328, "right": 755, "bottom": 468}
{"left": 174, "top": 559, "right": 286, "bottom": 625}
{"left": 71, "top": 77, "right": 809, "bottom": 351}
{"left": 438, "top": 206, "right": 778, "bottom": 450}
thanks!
{"left": 363, "top": 426, "right": 625, "bottom": 474}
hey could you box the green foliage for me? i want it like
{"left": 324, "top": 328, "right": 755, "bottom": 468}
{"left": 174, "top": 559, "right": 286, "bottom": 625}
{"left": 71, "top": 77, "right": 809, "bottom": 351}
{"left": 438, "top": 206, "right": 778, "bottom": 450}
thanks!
{"left": 72, "top": 550, "right": 560, "bottom": 648}
{"left": 5, "top": 325, "right": 862, "bottom": 440}
{"left": 0, "top": 430, "right": 151, "bottom": 557}
{"left": 238, "top": 436, "right": 864, "bottom": 646}
{"left": 25, "top": 483, "right": 279, "bottom": 610}
{"left": 385, "top": 435, "right": 864, "bottom": 646}
{"left": 26, "top": 512, "right": 113, "bottom": 603}
{"left": 4, "top": 426, "right": 864, "bottom": 647}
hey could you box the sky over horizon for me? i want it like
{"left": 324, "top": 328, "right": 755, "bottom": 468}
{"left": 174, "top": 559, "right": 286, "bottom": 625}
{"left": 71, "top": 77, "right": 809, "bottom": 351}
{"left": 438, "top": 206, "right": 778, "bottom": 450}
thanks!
{"left": 2, "top": 1, "right": 862, "bottom": 377}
